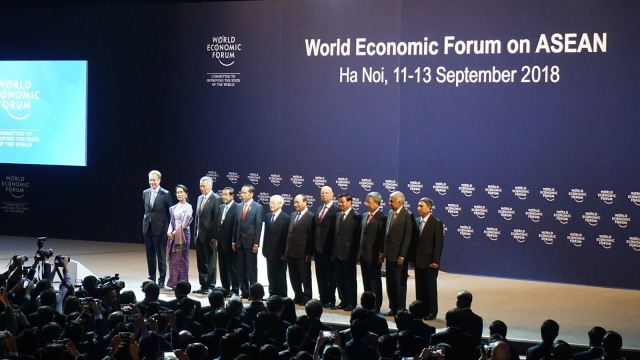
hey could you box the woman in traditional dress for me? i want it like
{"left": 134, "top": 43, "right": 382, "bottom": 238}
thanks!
{"left": 166, "top": 184, "right": 193, "bottom": 289}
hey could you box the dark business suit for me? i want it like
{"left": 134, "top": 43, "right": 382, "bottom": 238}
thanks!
{"left": 286, "top": 210, "right": 315, "bottom": 303}
{"left": 233, "top": 199, "right": 264, "bottom": 295}
{"left": 333, "top": 209, "right": 361, "bottom": 308}
{"left": 413, "top": 214, "right": 444, "bottom": 316}
{"left": 216, "top": 201, "right": 239, "bottom": 293}
{"left": 194, "top": 192, "right": 222, "bottom": 290}
{"left": 384, "top": 206, "right": 414, "bottom": 312}
{"left": 359, "top": 209, "right": 386, "bottom": 312}
{"left": 314, "top": 203, "right": 339, "bottom": 305}
{"left": 142, "top": 186, "right": 173, "bottom": 284}
{"left": 262, "top": 211, "right": 290, "bottom": 297}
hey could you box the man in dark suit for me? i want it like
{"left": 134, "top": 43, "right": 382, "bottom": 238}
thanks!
{"left": 413, "top": 197, "right": 444, "bottom": 320}
{"left": 333, "top": 193, "right": 361, "bottom": 311}
{"left": 232, "top": 184, "right": 264, "bottom": 298}
{"left": 216, "top": 186, "right": 239, "bottom": 295}
{"left": 359, "top": 191, "right": 386, "bottom": 313}
{"left": 194, "top": 176, "right": 222, "bottom": 293}
{"left": 314, "top": 186, "right": 339, "bottom": 308}
{"left": 262, "top": 194, "right": 290, "bottom": 297}
{"left": 456, "top": 290, "right": 483, "bottom": 347}
{"left": 525, "top": 319, "right": 559, "bottom": 360}
{"left": 286, "top": 194, "right": 315, "bottom": 304}
{"left": 142, "top": 170, "right": 173, "bottom": 288}
{"left": 572, "top": 326, "right": 606, "bottom": 360}
{"left": 383, "top": 191, "right": 414, "bottom": 316}
{"left": 429, "top": 308, "right": 478, "bottom": 360}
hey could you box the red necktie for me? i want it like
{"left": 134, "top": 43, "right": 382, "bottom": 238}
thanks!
{"left": 367, "top": 213, "right": 373, "bottom": 224}
{"left": 319, "top": 206, "right": 327, "bottom": 222}
{"left": 242, "top": 203, "right": 248, "bottom": 220}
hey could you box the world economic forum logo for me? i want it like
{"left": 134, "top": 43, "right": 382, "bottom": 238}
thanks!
{"left": 484, "top": 227, "right": 500, "bottom": 241}
{"left": 227, "top": 171, "right": 239, "bottom": 184}
{"left": 569, "top": 188, "right": 587, "bottom": 203}
{"left": 628, "top": 192, "right": 640, "bottom": 206}
{"left": 526, "top": 208, "right": 542, "bottom": 222}
{"left": 433, "top": 182, "right": 448, "bottom": 195}
{"left": 290, "top": 175, "right": 304, "bottom": 188}
{"left": 627, "top": 236, "right": 640, "bottom": 252}
{"left": 383, "top": 179, "right": 398, "bottom": 192}
{"left": 407, "top": 181, "right": 423, "bottom": 194}
{"left": 359, "top": 178, "right": 374, "bottom": 192}
{"left": 471, "top": 205, "right": 488, "bottom": 219}
{"left": 306, "top": 195, "right": 316, "bottom": 207}
{"left": 511, "top": 229, "right": 527, "bottom": 243}
{"left": 498, "top": 207, "right": 515, "bottom": 220}
{"left": 598, "top": 190, "right": 616, "bottom": 204}
{"left": 567, "top": 233, "right": 584, "bottom": 247}
{"left": 281, "top": 193, "right": 292, "bottom": 206}
{"left": 206, "top": 170, "right": 219, "bottom": 183}
{"left": 457, "top": 225, "right": 473, "bottom": 239}
{"left": 269, "top": 174, "right": 282, "bottom": 186}
{"left": 206, "top": 35, "right": 242, "bottom": 67}
{"left": 336, "top": 177, "right": 350, "bottom": 190}
{"left": 582, "top": 211, "right": 600, "bottom": 226}
{"left": 554, "top": 210, "right": 571, "bottom": 224}
{"left": 612, "top": 214, "right": 630, "bottom": 228}
{"left": 539, "top": 231, "right": 556, "bottom": 245}
{"left": 313, "top": 176, "right": 327, "bottom": 188}
{"left": 352, "top": 197, "right": 361, "bottom": 211}
{"left": 258, "top": 192, "right": 270, "bottom": 204}
{"left": 3, "top": 175, "right": 29, "bottom": 199}
{"left": 512, "top": 186, "right": 529, "bottom": 200}
{"left": 0, "top": 79, "right": 41, "bottom": 121}
{"left": 540, "top": 187, "right": 557, "bottom": 201}
{"left": 445, "top": 203, "right": 461, "bottom": 217}
{"left": 458, "top": 183, "right": 475, "bottom": 197}
{"left": 247, "top": 172, "right": 260, "bottom": 185}
{"left": 484, "top": 185, "right": 502, "bottom": 199}
{"left": 597, "top": 234, "right": 614, "bottom": 249}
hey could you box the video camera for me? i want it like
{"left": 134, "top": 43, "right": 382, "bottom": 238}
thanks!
{"left": 98, "top": 273, "right": 125, "bottom": 290}
{"left": 35, "top": 237, "right": 54, "bottom": 261}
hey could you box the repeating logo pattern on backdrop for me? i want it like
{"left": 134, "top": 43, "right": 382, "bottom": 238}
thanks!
{"left": 201, "top": 171, "right": 638, "bottom": 253}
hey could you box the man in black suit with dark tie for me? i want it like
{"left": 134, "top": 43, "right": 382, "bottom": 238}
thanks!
{"left": 286, "top": 194, "right": 315, "bottom": 304}
{"left": 142, "top": 170, "right": 173, "bottom": 288}
{"left": 383, "top": 191, "right": 414, "bottom": 316}
{"left": 359, "top": 191, "right": 386, "bottom": 313}
{"left": 413, "top": 197, "right": 444, "bottom": 320}
{"left": 232, "top": 184, "right": 264, "bottom": 298}
{"left": 216, "top": 187, "right": 239, "bottom": 295}
{"left": 314, "top": 186, "right": 339, "bottom": 308}
{"left": 262, "top": 194, "right": 290, "bottom": 297}
{"left": 333, "top": 193, "right": 361, "bottom": 311}
{"left": 194, "top": 176, "right": 222, "bottom": 293}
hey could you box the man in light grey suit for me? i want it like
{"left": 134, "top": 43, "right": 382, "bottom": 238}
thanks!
{"left": 194, "top": 176, "right": 222, "bottom": 293}
{"left": 383, "top": 191, "right": 414, "bottom": 316}
{"left": 142, "top": 170, "right": 173, "bottom": 288}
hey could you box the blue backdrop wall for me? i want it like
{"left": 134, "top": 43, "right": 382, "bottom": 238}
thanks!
{"left": 1, "top": 1, "right": 638, "bottom": 289}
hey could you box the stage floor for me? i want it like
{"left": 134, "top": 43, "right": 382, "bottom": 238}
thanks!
{"left": 2, "top": 235, "right": 639, "bottom": 350}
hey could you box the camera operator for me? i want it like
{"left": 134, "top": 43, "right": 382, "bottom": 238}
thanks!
{"left": 76, "top": 276, "right": 101, "bottom": 299}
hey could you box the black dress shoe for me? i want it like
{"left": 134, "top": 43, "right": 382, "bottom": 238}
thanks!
{"left": 158, "top": 282, "right": 165, "bottom": 289}
{"left": 336, "top": 302, "right": 345, "bottom": 309}
{"left": 322, "top": 302, "right": 335, "bottom": 309}
{"left": 384, "top": 310, "right": 397, "bottom": 317}
{"left": 343, "top": 304, "right": 355, "bottom": 312}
